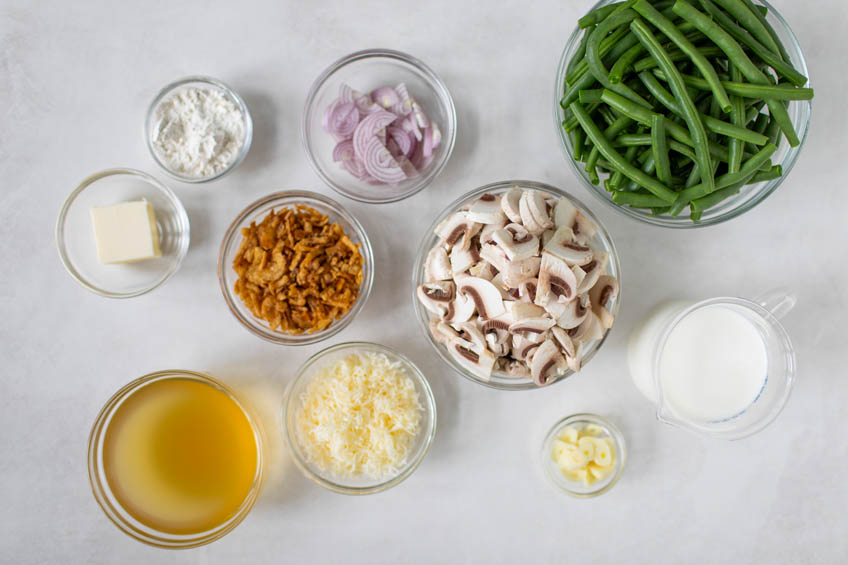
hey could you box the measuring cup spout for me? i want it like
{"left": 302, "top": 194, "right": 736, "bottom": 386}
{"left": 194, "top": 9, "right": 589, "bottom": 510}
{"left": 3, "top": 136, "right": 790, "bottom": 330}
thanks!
{"left": 753, "top": 288, "right": 796, "bottom": 320}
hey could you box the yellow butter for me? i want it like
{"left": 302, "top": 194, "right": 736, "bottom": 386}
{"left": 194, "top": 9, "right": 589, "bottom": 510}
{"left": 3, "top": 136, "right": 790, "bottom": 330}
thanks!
{"left": 90, "top": 200, "right": 161, "bottom": 264}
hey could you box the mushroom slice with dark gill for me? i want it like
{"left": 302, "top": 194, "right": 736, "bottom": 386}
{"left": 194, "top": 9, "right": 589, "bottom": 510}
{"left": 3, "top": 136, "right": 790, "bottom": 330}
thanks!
{"left": 589, "top": 275, "right": 619, "bottom": 330}
{"left": 535, "top": 252, "right": 577, "bottom": 308}
{"left": 424, "top": 246, "right": 452, "bottom": 282}
{"left": 544, "top": 226, "right": 594, "bottom": 266}
{"left": 518, "top": 190, "right": 547, "bottom": 235}
{"left": 416, "top": 281, "right": 455, "bottom": 317}
{"left": 509, "top": 317, "right": 555, "bottom": 344}
{"left": 466, "top": 193, "right": 507, "bottom": 225}
{"left": 551, "top": 293, "right": 590, "bottom": 330}
{"left": 530, "top": 339, "right": 566, "bottom": 386}
{"left": 455, "top": 275, "right": 506, "bottom": 320}
{"left": 490, "top": 223, "right": 539, "bottom": 261}
{"left": 434, "top": 212, "right": 481, "bottom": 251}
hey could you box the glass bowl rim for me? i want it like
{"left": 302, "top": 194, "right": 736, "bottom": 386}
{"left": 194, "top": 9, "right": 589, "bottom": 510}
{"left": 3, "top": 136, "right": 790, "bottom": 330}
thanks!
{"left": 217, "top": 190, "right": 374, "bottom": 346}
{"left": 411, "top": 179, "right": 622, "bottom": 391}
{"left": 282, "top": 341, "right": 438, "bottom": 495}
{"left": 553, "top": 0, "right": 812, "bottom": 228}
{"left": 54, "top": 167, "right": 190, "bottom": 299}
{"left": 541, "top": 412, "right": 626, "bottom": 498}
{"left": 145, "top": 75, "right": 254, "bottom": 184}
{"left": 301, "top": 47, "right": 457, "bottom": 204}
{"left": 87, "top": 369, "right": 265, "bottom": 548}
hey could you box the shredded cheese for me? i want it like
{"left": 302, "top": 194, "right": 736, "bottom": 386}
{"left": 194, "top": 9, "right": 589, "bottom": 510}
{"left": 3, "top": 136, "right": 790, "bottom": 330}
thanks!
{"left": 295, "top": 351, "right": 424, "bottom": 479}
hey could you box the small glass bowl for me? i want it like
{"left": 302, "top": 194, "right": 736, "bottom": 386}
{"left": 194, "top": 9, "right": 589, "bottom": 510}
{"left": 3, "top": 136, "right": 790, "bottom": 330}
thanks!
{"left": 145, "top": 76, "right": 253, "bottom": 183}
{"left": 217, "top": 191, "right": 374, "bottom": 345}
{"left": 302, "top": 48, "right": 457, "bottom": 204}
{"left": 541, "top": 413, "right": 626, "bottom": 498}
{"left": 87, "top": 370, "right": 265, "bottom": 548}
{"left": 283, "top": 342, "right": 437, "bottom": 495}
{"left": 554, "top": 0, "right": 812, "bottom": 228}
{"left": 55, "top": 168, "right": 190, "bottom": 298}
{"left": 411, "top": 180, "right": 621, "bottom": 391}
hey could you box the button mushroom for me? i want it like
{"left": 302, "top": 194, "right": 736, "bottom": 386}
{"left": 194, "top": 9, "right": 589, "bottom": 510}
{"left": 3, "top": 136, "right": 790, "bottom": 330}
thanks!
{"left": 501, "top": 186, "right": 523, "bottom": 224}
{"left": 535, "top": 252, "right": 578, "bottom": 307}
{"left": 455, "top": 275, "right": 506, "bottom": 320}
{"left": 466, "top": 193, "right": 507, "bottom": 225}
{"left": 417, "top": 281, "right": 455, "bottom": 317}
{"left": 575, "top": 252, "right": 607, "bottom": 295}
{"left": 571, "top": 211, "right": 598, "bottom": 245}
{"left": 509, "top": 317, "right": 555, "bottom": 343}
{"left": 554, "top": 197, "right": 578, "bottom": 230}
{"left": 589, "top": 275, "right": 619, "bottom": 330}
{"left": 544, "top": 226, "right": 594, "bottom": 266}
{"left": 450, "top": 239, "right": 481, "bottom": 274}
{"left": 435, "top": 212, "right": 480, "bottom": 251}
{"left": 518, "top": 190, "right": 546, "bottom": 235}
{"left": 490, "top": 223, "right": 539, "bottom": 261}
{"left": 444, "top": 291, "right": 476, "bottom": 323}
{"left": 530, "top": 339, "right": 566, "bottom": 386}
{"left": 550, "top": 293, "right": 590, "bottom": 330}
{"left": 425, "top": 246, "right": 453, "bottom": 282}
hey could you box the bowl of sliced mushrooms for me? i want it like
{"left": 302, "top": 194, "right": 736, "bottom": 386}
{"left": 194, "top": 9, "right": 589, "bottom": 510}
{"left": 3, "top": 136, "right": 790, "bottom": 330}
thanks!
{"left": 412, "top": 180, "right": 621, "bottom": 390}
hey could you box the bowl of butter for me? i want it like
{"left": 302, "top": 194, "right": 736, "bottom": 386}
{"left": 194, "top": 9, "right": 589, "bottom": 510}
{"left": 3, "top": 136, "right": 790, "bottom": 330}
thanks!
{"left": 56, "top": 168, "right": 190, "bottom": 298}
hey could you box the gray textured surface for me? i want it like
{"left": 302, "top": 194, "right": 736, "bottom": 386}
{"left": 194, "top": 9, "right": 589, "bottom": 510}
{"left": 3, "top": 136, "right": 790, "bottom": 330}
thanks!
{"left": 1, "top": 0, "right": 846, "bottom": 563}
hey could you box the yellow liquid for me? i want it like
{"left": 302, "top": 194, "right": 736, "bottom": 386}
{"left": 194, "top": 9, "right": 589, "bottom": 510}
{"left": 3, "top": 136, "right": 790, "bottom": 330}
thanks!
{"left": 102, "top": 378, "right": 258, "bottom": 535}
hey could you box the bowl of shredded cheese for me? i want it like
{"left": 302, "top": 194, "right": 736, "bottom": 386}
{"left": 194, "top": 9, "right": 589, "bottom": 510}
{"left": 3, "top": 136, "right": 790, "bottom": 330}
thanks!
{"left": 284, "top": 342, "right": 436, "bottom": 494}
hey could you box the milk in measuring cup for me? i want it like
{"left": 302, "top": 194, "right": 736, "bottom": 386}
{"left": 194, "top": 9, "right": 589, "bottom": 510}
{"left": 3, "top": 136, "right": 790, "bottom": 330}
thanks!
{"left": 628, "top": 302, "right": 768, "bottom": 422}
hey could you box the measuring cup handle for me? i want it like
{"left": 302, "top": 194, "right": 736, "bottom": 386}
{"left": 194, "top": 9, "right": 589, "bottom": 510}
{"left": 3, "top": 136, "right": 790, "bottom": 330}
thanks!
{"left": 753, "top": 288, "right": 796, "bottom": 320}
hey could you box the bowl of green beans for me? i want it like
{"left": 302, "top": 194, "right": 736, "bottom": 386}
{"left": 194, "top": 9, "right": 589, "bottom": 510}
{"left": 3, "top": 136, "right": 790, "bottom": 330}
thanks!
{"left": 556, "top": 0, "right": 812, "bottom": 227}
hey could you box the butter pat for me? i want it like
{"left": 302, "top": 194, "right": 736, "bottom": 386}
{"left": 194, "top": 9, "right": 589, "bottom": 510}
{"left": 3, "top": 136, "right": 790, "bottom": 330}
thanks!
{"left": 90, "top": 200, "right": 161, "bottom": 264}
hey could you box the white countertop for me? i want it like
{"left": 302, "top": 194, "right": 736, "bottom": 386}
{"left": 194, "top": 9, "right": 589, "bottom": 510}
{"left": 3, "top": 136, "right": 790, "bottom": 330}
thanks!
{"left": 2, "top": 0, "right": 847, "bottom": 563}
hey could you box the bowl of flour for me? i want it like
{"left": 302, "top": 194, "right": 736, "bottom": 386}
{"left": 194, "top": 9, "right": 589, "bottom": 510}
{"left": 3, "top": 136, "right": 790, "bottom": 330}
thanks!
{"left": 146, "top": 76, "right": 252, "bottom": 183}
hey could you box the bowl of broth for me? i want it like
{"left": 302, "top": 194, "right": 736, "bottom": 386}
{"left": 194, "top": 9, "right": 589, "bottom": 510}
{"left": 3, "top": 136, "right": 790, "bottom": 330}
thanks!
{"left": 87, "top": 370, "right": 264, "bottom": 548}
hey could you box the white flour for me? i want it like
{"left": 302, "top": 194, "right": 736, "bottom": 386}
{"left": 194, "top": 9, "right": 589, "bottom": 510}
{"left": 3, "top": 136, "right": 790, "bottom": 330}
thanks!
{"left": 151, "top": 86, "right": 246, "bottom": 178}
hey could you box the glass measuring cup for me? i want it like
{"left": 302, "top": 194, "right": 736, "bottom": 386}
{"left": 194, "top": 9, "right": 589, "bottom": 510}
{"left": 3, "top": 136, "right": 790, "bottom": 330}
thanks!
{"left": 627, "top": 289, "right": 796, "bottom": 440}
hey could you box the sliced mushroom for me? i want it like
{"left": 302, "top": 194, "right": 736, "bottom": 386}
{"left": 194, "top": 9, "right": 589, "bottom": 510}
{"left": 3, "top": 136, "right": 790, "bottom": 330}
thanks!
{"left": 571, "top": 211, "right": 598, "bottom": 245}
{"left": 455, "top": 275, "right": 506, "bottom": 320}
{"left": 501, "top": 186, "right": 523, "bottom": 223}
{"left": 430, "top": 320, "right": 459, "bottom": 345}
{"left": 552, "top": 293, "right": 590, "bottom": 330}
{"left": 452, "top": 321, "right": 487, "bottom": 350}
{"left": 508, "top": 300, "right": 546, "bottom": 320}
{"left": 466, "top": 193, "right": 507, "bottom": 224}
{"left": 488, "top": 273, "right": 515, "bottom": 301}
{"left": 550, "top": 326, "right": 576, "bottom": 359}
{"left": 544, "top": 226, "right": 594, "bottom": 266}
{"left": 569, "top": 310, "right": 605, "bottom": 343}
{"left": 511, "top": 333, "right": 541, "bottom": 362}
{"left": 518, "top": 190, "right": 546, "bottom": 235}
{"left": 503, "top": 359, "right": 531, "bottom": 379}
{"left": 525, "top": 190, "right": 554, "bottom": 231}
{"left": 448, "top": 342, "right": 496, "bottom": 379}
{"left": 509, "top": 317, "right": 555, "bottom": 343}
{"left": 480, "top": 243, "right": 541, "bottom": 288}
{"left": 490, "top": 223, "right": 539, "bottom": 261}
{"left": 575, "top": 259, "right": 599, "bottom": 295}
{"left": 468, "top": 260, "right": 497, "bottom": 281}
{"left": 424, "top": 246, "right": 452, "bottom": 282}
{"left": 444, "top": 291, "right": 476, "bottom": 323}
{"left": 554, "top": 197, "right": 578, "bottom": 230}
{"left": 517, "top": 278, "right": 538, "bottom": 303}
{"left": 479, "top": 216, "right": 507, "bottom": 245}
{"left": 535, "top": 252, "right": 578, "bottom": 307}
{"left": 589, "top": 275, "right": 619, "bottom": 330}
{"left": 566, "top": 349, "right": 583, "bottom": 373}
{"left": 480, "top": 314, "right": 513, "bottom": 357}
{"left": 450, "top": 240, "right": 480, "bottom": 274}
{"left": 530, "top": 339, "right": 566, "bottom": 386}
{"left": 434, "top": 212, "right": 481, "bottom": 251}
{"left": 416, "top": 281, "right": 455, "bottom": 317}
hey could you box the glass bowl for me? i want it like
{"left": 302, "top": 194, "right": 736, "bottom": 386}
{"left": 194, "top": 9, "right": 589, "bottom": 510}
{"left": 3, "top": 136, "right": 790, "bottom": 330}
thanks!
{"left": 145, "top": 76, "right": 253, "bottom": 183}
{"left": 217, "top": 190, "right": 374, "bottom": 345}
{"left": 412, "top": 180, "right": 621, "bottom": 391}
{"left": 554, "top": 0, "right": 812, "bottom": 228}
{"left": 87, "top": 370, "right": 264, "bottom": 548}
{"left": 302, "top": 48, "right": 457, "bottom": 204}
{"left": 283, "top": 342, "right": 437, "bottom": 495}
{"left": 55, "top": 168, "right": 190, "bottom": 298}
{"left": 541, "top": 413, "right": 626, "bottom": 498}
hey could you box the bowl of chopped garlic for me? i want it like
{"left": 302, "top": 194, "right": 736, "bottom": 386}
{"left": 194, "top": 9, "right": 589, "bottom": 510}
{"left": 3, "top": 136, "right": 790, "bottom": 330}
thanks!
{"left": 283, "top": 342, "right": 437, "bottom": 495}
{"left": 218, "top": 191, "right": 374, "bottom": 345}
{"left": 541, "top": 413, "right": 626, "bottom": 498}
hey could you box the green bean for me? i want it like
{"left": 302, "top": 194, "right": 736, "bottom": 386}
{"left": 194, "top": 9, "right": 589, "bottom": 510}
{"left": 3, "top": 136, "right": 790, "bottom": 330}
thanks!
{"left": 612, "top": 191, "right": 671, "bottom": 207}
{"left": 632, "top": 0, "right": 731, "bottom": 112}
{"left": 578, "top": 2, "right": 626, "bottom": 29}
{"left": 570, "top": 101, "right": 677, "bottom": 202}
{"left": 611, "top": 144, "right": 641, "bottom": 189}
{"left": 669, "top": 142, "right": 777, "bottom": 214}
{"left": 585, "top": 144, "right": 601, "bottom": 183}
{"left": 750, "top": 164, "right": 782, "bottom": 183}
{"left": 599, "top": 106, "right": 618, "bottom": 126}
{"left": 651, "top": 115, "right": 673, "bottom": 185}
{"left": 587, "top": 9, "right": 652, "bottom": 107}
{"left": 578, "top": 89, "right": 605, "bottom": 104}
{"left": 652, "top": 69, "right": 813, "bottom": 100}
{"left": 567, "top": 25, "right": 631, "bottom": 86}
{"left": 672, "top": 0, "right": 799, "bottom": 146}
{"left": 584, "top": 114, "right": 635, "bottom": 183}
{"left": 572, "top": 127, "right": 586, "bottom": 161}
{"left": 739, "top": 0, "right": 791, "bottom": 62}
{"left": 630, "top": 17, "right": 714, "bottom": 192}
{"left": 727, "top": 64, "right": 745, "bottom": 173}
{"left": 609, "top": 42, "right": 649, "bottom": 84}
{"left": 566, "top": 26, "right": 594, "bottom": 80}
{"left": 712, "top": 0, "right": 781, "bottom": 56}
{"left": 600, "top": 88, "right": 731, "bottom": 161}
{"left": 632, "top": 46, "right": 724, "bottom": 72}
{"left": 697, "top": 0, "right": 805, "bottom": 86}
{"left": 638, "top": 70, "right": 767, "bottom": 144}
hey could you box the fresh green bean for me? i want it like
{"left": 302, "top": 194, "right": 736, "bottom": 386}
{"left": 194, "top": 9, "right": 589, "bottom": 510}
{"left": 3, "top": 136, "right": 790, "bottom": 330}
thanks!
{"left": 652, "top": 68, "right": 813, "bottom": 100}
{"left": 578, "top": 2, "right": 626, "bottom": 28}
{"left": 611, "top": 144, "right": 642, "bottom": 189}
{"left": 587, "top": 9, "right": 652, "bottom": 107}
{"left": 630, "top": 17, "right": 715, "bottom": 192}
{"left": 728, "top": 64, "right": 745, "bottom": 173}
{"left": 750, "top": 164, "right": 782, "bottom": 183}
{"left": 570, "top": 101, "right": 678, "bottom": 202}
{"left": 669, "top": 142, "right": 777, "bottom": 214}
{"left": 612, "top": 191, "right": 671, "bottom": 207}
{"left": 690, "top": 183, "right": 739, "bottom": 214}
{"left": 697, "top": 0, "right": 806, "bottom": 86}
{"left": 652, "top": 114, "right": 673, "bottom": 185}
{"left": 572, "top": 127, "right": 586, "bottom": 161}
{"left": 739, "top": 0, "right": 791, "bottom": 63}
{"left": 578, "top": 89, "right": 605, "bottom": 104}
{"left": 609, "top": 42, "right": 649, "bottom": 84}
{"left": 712, "top": 0, "right": 781, "bottom": 56}
{"left": 632, "top": 46, "right": 724, "bottom": 72}
{"left": 566, "top": 26, "right": 594, "bottom": 80}
{"left": 672, "top": 0, "right": 800, "bottom": 146}
{"left": 633, "top": 0, "right": 731, "bottom": 112}
{"left": 567, "top": 25, "right": 631, "bottom": 86}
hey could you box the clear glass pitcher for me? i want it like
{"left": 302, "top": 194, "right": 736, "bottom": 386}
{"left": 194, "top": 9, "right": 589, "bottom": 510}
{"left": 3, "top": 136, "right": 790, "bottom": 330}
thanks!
{"left": 627, "top": 289, "right": 796, "bottom": 440}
